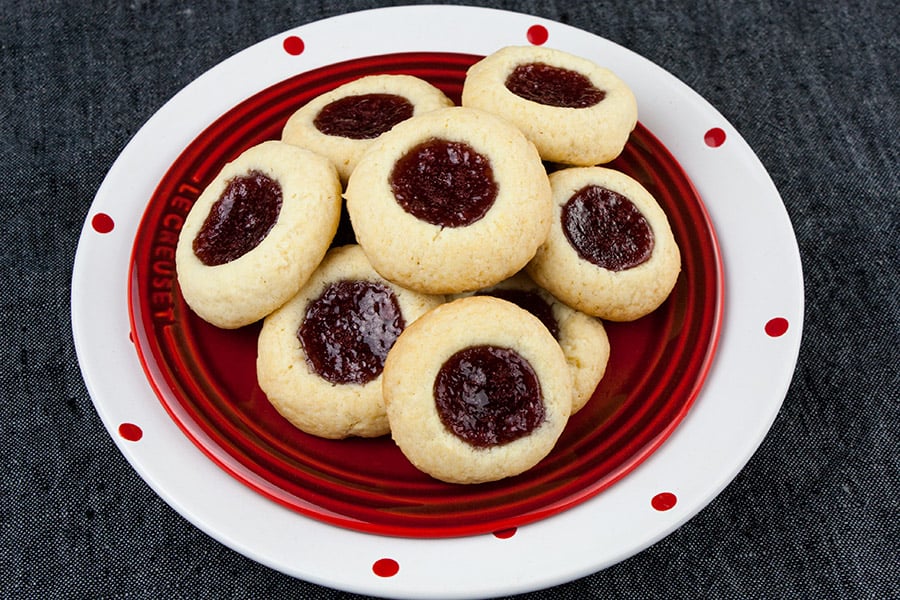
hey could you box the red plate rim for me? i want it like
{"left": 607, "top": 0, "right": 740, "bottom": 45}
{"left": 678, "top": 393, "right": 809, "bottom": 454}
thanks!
{"left": 127, "top": 52, "right": 724, "bottom": 538}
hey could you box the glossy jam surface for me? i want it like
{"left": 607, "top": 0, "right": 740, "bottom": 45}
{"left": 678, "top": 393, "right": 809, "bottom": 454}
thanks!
{"left": 476, "top": 289, "right": 560, "bottom": 340}
{"left": 434, "top": 345, "right": 544, "bottom": 447}
{"left": 193, "top": 171, "right": 282, "bottom": 266}
{"left": 314, "top": 93, "right": 414, "bottom": 139}
{"left": 389, "top": 138, "right": 497, "bottom": 227}
{"left": 298, "top": 280, "right": 405, "bottom": 385}
{"left": 505, "top": 62, "right": 605, "bottom": 108}
{"left": 562, "top": 185, "right": 655, "bottom": 271}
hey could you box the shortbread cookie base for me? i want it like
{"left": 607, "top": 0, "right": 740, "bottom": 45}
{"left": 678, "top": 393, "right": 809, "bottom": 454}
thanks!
{"left": 175, "top": 140, "right": 341, "bottom": 329}
{"left": 527, "top": 166, "right": 681, "bottom": 321}
{"left": 383, "top": 296, "right": 572, "bottom": 484}
{"left": 462, "top": 45, "right": 637, "bottom": 166}
{"left": 345, "top": 106, "right": 552, "bottom": 295}
{"left": 257, "top": 245, "right": 445, "bottom": 439}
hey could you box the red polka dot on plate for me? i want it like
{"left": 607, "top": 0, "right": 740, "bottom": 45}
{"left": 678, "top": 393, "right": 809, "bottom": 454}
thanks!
{"left": 372, "top": 558, "right": 399, "bottom": 578}
{"left": 765, "top": 317, "right": 789, "bottom": 337}
{"left": 704, "top": 127, "right": 726, "bottom": 148}
{"left": 493, "top": 527, "right": 517, "bottom": 539}
{"left": 651, "top": 492, "right": 677, "bottom": 511}
{"left": 527, "top": 24, "right": 549, "bottom": 45}
{"left": 91, "top": 213, "right": 115, "bottom": 234}
{"left": 283, "top": 35, "right": 305, "bottom": 56}
{"left": 118, "top": 423, "right": 143, "bottom": 442}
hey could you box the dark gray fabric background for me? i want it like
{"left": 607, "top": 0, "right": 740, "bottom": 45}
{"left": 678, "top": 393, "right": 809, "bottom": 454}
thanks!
{"left": 2, "top": 1, "right": 897, "bottom": 598}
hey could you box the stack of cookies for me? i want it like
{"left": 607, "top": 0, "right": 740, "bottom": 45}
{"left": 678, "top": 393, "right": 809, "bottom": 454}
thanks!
{"left": 175, "top": 46, "right": 681, "bottom": 484}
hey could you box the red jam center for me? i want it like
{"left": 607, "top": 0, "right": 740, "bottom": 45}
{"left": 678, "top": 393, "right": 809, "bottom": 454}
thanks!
{"left": 562, "top": 185, "right": 655, "bottom": 271}
{"left": 298, "top": 280, "right": 405, "bottom": 385}
{"left": 434, "top": 345, "right": 544, "bottom": 447}
{"left": 192, "top": 171, "right": 282, "bottom": 266}
{"left": 313, "top": 93, "right": 414, "bottom": 140}
{"left": 476, "top": 289, "right": 560, "bottom": 340}
{"left": 389, "top": 138, "right": 498, "bottom": 227}
{"left": 505, "top": 62, "right": 606, "bottom": 108}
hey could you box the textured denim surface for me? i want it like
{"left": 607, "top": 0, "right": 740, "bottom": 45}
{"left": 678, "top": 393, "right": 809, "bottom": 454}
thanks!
{"left": 2, "top": 1, "right": 897, "bottom": 598}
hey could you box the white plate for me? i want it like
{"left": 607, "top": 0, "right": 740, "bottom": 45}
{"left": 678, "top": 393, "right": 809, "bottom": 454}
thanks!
{"left": 72, "top": 6, "right": 803, "bottom": 598}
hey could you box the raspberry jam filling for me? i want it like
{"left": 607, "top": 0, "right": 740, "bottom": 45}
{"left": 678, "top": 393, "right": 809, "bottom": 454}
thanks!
{"left": 193, "top": 170, "right": 282, "bottom": 266}
{"left": 298, "top": 280, "right": 405, "bottom": 385}
{"left": 562, "top": 185, "right": 655, "bottom": 271}
{"left": 389, "top": 138, "right": 498, "bottom": 227}
{"left": 313, "top": 93, "right": 414, "bottom": 140}
{"left": 434, "top": 345, "right": 544, "bottom": 447}
{"left": 505, "top": 62, "right": 606, "bottom": 108}
{"left": 476, "top": 289, "right": 560, "bottom": 340}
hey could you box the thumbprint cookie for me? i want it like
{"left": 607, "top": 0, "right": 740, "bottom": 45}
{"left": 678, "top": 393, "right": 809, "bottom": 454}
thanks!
{"left": 383, "top": 296, "right": 572, "bottom": 484}
{"left": 462, "top": 46, "right": 638, "bottom": 166}
{"left": 345, "top": 106, "right": 552, "bottom": 295}
{"left": 281, "top": 74, "right": 453, "bottom": 182}
{"left": 256, "top": 245, "right": 444, "bottom": 439}
{"left": 527, "top": 167, "right": 681, "bottom": 321}
{"left": 175, "top": 140, "right": 341, "bottom": 329}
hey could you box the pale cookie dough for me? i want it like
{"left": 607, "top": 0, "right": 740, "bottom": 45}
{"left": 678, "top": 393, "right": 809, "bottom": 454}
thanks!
{"left": 257, "top": 245, "right": 445, "bottom": 439}
{"left": 527, "top": 166, "right": 681, "bottom": 321}
{"left": 383, "top": 296, "right": 572, "bottom": 484}
{"left": 467, "top": 272, "right": 610, "bottom": 414}
{"left": 461, "top": 45, "right": 638, "bottom": 165}
{"left": 345, "top": 106, "right": 552, "bottom": 295}
{"left": 176, "top": 140, "right": 341, "bottom": 329}
{"left": 281, "top": 74, "right": 453, "bottom": 182}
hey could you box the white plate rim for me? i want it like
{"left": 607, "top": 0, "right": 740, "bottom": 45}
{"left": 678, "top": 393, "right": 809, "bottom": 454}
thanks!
{"left": 71, "top": 5, "right": 804, "bottom": 598}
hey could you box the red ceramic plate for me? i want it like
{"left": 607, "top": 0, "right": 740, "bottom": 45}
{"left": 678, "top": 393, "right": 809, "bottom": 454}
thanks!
{"left": 128, "top": 52, "right": 722, "bottom": 538}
